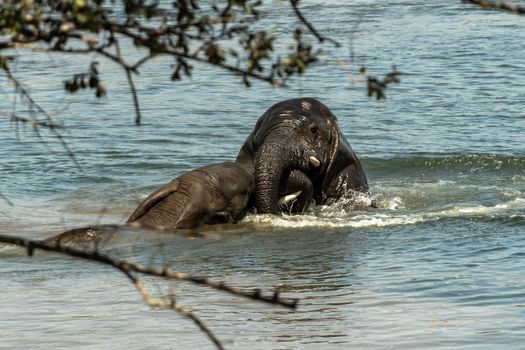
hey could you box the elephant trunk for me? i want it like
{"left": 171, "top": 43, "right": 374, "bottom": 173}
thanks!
{"left": 254, "top": 134, "right": 323, "bottom": 214}
{"left": 255, "top": 141, "right": 295, "bottom": 214}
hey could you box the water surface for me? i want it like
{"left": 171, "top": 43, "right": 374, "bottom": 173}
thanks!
{"left": 1, "top": 1, "right": 524, "bottom": 349}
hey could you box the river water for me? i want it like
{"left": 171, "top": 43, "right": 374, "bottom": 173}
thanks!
{"left": 1, "top": 1, "right": 524, "bottom": 349}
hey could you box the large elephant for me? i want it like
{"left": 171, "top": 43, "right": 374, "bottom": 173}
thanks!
{"left": 236, "top": 98, "right": 369, "bottom": 214}
{"left": 126, "top": 161, "right": 316, "bottom": 228}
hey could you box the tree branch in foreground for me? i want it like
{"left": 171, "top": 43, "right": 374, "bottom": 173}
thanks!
{"left": 463, "top": 0, "right": 525, "bottom": 14}
{"left": 122, "top": 266, "right": 225, "bottom": 349}
{"left": 290, "top": 0, "right": 341, "bottom": 47}
{"left": 0, "top": 0, "right": 333, "bottom": 125}
{"left": 0, "top": 232, "right": 298, "bottom": 349}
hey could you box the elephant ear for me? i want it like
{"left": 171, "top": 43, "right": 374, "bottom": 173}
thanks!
{"left": 236, "top": 131, "right": 256, "bottom": 165}
{"left": 127, "top": 179, "right": 180, "bottom": 223}
{"left": 320, "top": 129, "right": 369, "bottom": 204}
{"left": 235, "top": 110, "right": 272, "bottom": 165}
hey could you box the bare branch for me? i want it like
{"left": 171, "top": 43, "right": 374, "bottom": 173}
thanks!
{"left": 94, "top": 47, "right": 136, "bottom": 71}
{"left": 6, "top": 112, "right": 63, "bottom": 130}
{"left": 0, "top": 232, "right": 298, "bottom": 348}
{"left": 289, "top": 0, "right": 341, "bottom": 47}
{"left": 132, "top": 54, "right": 158, "bottom": 71}
{"left": 125, "top": 68, "right": 142, "bottom": 125}
{"left": 3, "top": 66, "right": 55, "bottom": 123}
{"left": 131, "top": 271, "right": 225, "bottom": 349}
{"left": 112, "top": 38, "right": 142, "bottom": 125}
{"left": 0, "top": 232, "right": 299, "bottom": 309}
{"left": 463, "top": 0, "right": 525, "bottom": 14}
{"left": 1, "top": 69, "right": 81, "bottom": 169}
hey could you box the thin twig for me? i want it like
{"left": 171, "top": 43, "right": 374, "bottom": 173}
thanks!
{"left": 1, "top": 69, "right": 81, "bottom": 169}
{"left": 3, "top": 67, "right": 54, "bottom": 122}
{"left": 125, "top": 69, "right": 142, "bottom": 125}
{"left": 134, "top": 280, "right": 225, "bottom": 350}
{"left": 7, "top": 112, "right": 63, "bottom": 129}
{"left": 289, "top": 0, "right": 341, "bottom": 47}
{"left": 113, "top": 39, "right": 142, "bottom": 125}
{"left": 132, "top": 53, "right": 158, "bottom": 71}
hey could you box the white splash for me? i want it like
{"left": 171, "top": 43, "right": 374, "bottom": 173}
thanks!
{"left": 242, "top": 197, "right": 525, "bottom": 229}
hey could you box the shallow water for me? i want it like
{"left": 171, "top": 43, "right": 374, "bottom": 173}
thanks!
{"left": 1, "top": 1, "right": 525, "bottom": 349}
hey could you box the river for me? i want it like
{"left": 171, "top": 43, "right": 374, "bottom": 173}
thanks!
{"left": 1, "top": 1, "right": 524, "bottom": 349}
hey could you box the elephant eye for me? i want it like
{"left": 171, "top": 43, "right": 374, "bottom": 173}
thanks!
{"left": 310, "top": 125, "right": 319, "bottom": 137}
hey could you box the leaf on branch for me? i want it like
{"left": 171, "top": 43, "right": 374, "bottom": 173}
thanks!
{"left": 242, "top": 31, "right": 275, "bottom": 73}
{"left": 205, "top": 42, "right": 225, "bottom": 64}
{"left": 0, "top": 56, "right": 10, "bottom": 71}
{"left": 367, "top": 66, "right": 401, "bottom": 100}
{"left": 277, "top": 29, "right": 318, "bottom": 77}
{"left": 64, "top": 61, "right": 106, "bottom": 98}
{"left": 0, "top": 0, "right": 338, "bottom": 123}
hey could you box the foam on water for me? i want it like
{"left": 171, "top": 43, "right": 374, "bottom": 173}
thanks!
{"left": 243, "top": 196, "right": 525, "bottom": 229}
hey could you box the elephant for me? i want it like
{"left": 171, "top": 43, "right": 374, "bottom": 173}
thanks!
{"left": 43, "top": 161, "right": 312, "bottom": 246}
{"left": 44, "top": 162, "right": 255, "bottom": 245}
{"left": 126, "top": 162, "right": 255, "bottom": 229}
{"left": 126, "top": 161, "right": 316, "bottom": 228}
{"left": 236, "top": 97, "right": 369, "bottom": 214}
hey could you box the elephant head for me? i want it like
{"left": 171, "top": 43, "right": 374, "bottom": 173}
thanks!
{"left": 236, "top": 98, "right": 368, "bottom": 214}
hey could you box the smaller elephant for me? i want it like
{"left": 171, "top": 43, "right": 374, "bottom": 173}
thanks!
{"left": 44, "top": 162, "right": 255, "bottom": 245}
{"left": 127, "top": 162, "right": 255, "bottom": 230}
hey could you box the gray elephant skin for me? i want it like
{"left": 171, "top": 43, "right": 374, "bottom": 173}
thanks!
{"left": 44, "top": 98, "right": 369, "bottom": 244}
{"left": 127, "top": 162, "right": 254, "bottom": 229}
{"left": 236, "top": 97, "right": 369, "bottom": 214}
{"left": 44, "top": 162, "right": 254, "bottom": 245}
{"left": 44, "top": 160, "right": 313, "bottom": 245}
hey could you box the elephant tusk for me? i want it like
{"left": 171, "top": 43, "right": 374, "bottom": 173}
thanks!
{"left": 277, "top": 191, "right": 302, "bottom": 205}
{"left": 309, "top": 156, "right": 321, "bottom": 167}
